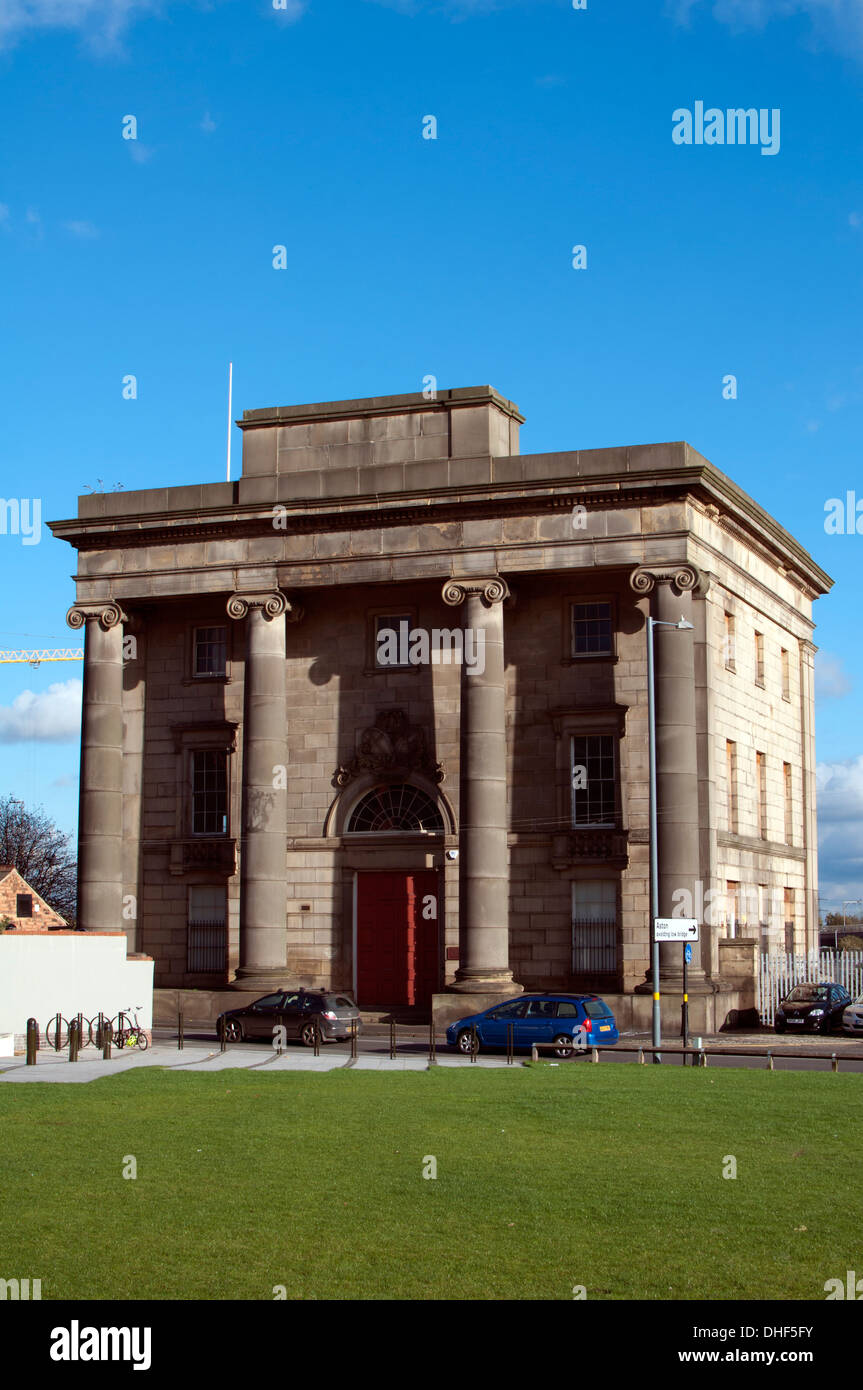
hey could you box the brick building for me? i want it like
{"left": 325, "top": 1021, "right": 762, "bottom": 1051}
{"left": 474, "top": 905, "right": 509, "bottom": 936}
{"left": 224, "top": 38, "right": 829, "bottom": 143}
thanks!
{"left": 50, "top": 386, "right": 831, "bottom": 1029}
{"left": 0, "top": 866, "right": 66, "bottom": 930}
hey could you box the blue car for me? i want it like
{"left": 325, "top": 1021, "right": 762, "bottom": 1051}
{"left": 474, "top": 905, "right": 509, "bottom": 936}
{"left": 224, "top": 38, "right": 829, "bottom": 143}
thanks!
{"left": 446, "top": 993, "right": 619, "bottom": 1056}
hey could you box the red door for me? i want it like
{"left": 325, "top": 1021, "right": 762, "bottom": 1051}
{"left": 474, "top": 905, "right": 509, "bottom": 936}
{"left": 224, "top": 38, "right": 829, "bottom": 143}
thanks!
{"left": 356, "top": 871, "right": 439, "bottom": 1008}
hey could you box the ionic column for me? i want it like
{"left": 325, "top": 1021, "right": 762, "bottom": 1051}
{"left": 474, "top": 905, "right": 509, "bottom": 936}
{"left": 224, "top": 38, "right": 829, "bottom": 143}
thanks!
{"left": 442, "top": 577, "right": 519, "bottom": 995}
{"left": 630, "top": 564, "right": 709, "bottom": 985}
{"left": 67, "top": 601, "right": 128, "bottom": 933}
{"left": 227, "top": 590, "right": 300, "bottom": 988}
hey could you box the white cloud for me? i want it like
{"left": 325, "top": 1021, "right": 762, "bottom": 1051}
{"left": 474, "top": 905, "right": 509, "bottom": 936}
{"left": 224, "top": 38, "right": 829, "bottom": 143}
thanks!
{"left": 816, "top": 755, "right": 863, "bottom": 900}
{"left": 815, "top": 652, "right": 852, "bottom": 699}
{"left": 0, "top": 680, "right": 82, "bottom": 743}
{"left": 63, "top": 219, "right": 99, "bottom": 239}
{"left": 666, "top": 0, "right": 863, "bottom": 53}
{"left": 0, "top": 0, "right": 164, "bottom": 50}
{"left": 199, "top": 111, "right": 217, "bottom": 133}
{"left": 364, "top": 0, "right": 535, "bottom": 14}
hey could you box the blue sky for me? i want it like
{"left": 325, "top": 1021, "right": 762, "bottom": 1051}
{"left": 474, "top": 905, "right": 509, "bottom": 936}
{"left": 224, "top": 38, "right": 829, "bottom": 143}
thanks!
{"left": 1, "top": 0, "right": 861, "bottom": 908}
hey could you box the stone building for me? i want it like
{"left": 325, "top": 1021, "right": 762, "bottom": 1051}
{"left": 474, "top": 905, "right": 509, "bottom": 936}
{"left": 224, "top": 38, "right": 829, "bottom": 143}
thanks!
{"left": 50, "top": 386, "right": 831, "bottom": 1030}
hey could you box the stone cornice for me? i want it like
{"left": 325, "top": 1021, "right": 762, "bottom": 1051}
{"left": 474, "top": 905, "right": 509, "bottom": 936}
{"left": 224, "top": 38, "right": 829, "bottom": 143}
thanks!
{"left": 48, "top": 454, "right": 833, "bottom": 598}
{"left": 239, "top": 384, "right": 525, "bottom": 429}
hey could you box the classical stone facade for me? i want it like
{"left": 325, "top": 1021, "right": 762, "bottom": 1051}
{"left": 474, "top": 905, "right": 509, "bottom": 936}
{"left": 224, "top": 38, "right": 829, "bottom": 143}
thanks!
{"left": 50, "top": 386, "right": 831, "bottom": 1027}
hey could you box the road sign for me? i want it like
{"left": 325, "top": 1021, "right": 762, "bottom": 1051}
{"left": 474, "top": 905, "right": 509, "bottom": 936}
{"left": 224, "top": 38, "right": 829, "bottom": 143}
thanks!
{"left": 684, "top": 943, "right": 693, "bottom": 964}
{"left": 653, "top": 917, "right": 699, "bottom": 942}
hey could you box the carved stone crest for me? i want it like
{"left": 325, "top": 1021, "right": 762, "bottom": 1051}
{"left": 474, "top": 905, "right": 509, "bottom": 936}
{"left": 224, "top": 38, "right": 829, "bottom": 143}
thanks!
{"left": 335, "top": 709, "right": 444, "bottom": 788}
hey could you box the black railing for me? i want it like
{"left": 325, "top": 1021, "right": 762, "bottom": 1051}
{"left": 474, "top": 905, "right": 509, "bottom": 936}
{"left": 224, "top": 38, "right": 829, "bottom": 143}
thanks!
{"left": 187, "top": 920, "right": 227, "bottom": 973}
{"left": 571, "top": 917, "right": 618, "bottom": 975}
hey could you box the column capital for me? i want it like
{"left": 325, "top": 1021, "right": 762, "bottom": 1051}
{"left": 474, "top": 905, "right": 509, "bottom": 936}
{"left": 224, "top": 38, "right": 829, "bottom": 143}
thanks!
{"left": 226, "top": 590, "right": 303, "bottom": 623}
{"left": 629, "top": 563, "right": 709, "bottom": 598}
{"left": 441, "top": 576, "right": 510, "bottom": 608}
{"left": 66, "top": 601, "right": 128, "bottom": 631}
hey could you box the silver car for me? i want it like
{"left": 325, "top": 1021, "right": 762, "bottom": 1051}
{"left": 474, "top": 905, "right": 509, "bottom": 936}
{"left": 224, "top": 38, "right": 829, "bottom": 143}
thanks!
{"left": 842, "top": 993, "right": 863, "bottom": 1036}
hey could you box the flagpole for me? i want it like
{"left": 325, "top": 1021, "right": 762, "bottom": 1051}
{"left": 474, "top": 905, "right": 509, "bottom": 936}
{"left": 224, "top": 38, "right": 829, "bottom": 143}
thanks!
{"left": 226, "top": 362, "right": 233, "bottom": 482}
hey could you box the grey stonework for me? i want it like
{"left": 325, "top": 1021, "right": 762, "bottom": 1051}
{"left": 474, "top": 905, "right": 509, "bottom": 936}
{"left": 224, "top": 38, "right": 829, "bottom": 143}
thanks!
{"left": 50, "top": 387, "right": 832, "bottom": 1007}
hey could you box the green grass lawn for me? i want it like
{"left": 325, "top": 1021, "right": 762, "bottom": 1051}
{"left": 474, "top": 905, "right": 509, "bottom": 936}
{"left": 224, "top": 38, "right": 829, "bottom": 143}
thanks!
{"left": 2, "top": 1064, "right": 859, "bottom": 1300}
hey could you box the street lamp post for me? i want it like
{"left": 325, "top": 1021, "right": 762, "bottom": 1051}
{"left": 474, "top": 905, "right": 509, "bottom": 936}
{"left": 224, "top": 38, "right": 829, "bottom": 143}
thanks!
{"left": 647, "top": 614, "right": 694, "bottom": 1064}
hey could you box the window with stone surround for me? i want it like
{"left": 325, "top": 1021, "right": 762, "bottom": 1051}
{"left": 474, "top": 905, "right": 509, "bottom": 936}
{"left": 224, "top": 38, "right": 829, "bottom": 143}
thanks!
{"left": 571, "top": 880, "right": 617, "bottom": 975}
{"left": 192, "top": 751, "right": 228, "bottom": 835}
{"left": 187, "top": 885, "right": 227, "bottom": 973}
{"left": 723, "top": 612, "right": 736, "bottom": 670}
{"left": 16, "top": 893, "right": 32, "bottom": 918}
{"left": 781, "top": 647, "right": 791, "bottom": 701}
{"left": 570, "top": 735, "right": 617, "bottom": 827}
{"left": 193, "top": 625, "right": 227, "bottom": 678}
{"left": 570, "top": 601, "right": 613, "bottom": 658}
{"left": 726, "top": 741, "right": 738, "bottom": 833}
{"left": 754, "top": 631, "right": 765, "bottom": 686}
{"left": 367, "top": 607, "right": 418, "bottom": 674}
{"left": 172, "top": 722, "right": 237, "bottom": 844}
{"left": 756, "top": 752, "right": 767, "bottom": 840}
{"left": 784, "top": 888, "right": 795, "bottom": 954}
{"left": 783, "top": 762, "right": 793, "bottom": 843}
{"left": 725, "top": 880, "right": 741, "bottom": 938}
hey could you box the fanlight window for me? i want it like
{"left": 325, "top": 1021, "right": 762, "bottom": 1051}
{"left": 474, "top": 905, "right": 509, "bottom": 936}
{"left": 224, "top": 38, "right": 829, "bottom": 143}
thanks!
{"left": 347, "top": 784, "right": 444, "bottom": 834}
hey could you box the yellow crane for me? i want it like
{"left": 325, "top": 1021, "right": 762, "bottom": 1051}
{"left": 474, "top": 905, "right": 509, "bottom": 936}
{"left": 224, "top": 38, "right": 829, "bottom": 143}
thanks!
{"left": 0, "top": 649, "right": 84, "bottom": 668}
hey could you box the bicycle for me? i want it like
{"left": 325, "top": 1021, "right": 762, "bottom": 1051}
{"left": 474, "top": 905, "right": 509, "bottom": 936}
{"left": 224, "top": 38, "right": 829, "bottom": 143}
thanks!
{"left": 112, "top": 1006, "right": 149, "bottom": 1051}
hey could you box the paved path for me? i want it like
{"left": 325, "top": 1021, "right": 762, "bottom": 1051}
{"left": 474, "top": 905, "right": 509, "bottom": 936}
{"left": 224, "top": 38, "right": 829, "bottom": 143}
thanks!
{"left": 3, "top": 1028, "right": 863, "bottom": 1081}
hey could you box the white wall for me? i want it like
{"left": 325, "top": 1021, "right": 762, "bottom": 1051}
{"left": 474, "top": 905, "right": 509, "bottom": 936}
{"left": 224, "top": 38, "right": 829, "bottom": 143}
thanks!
{"left": 0, "top": 935, "right": 153, "bottom": 1039}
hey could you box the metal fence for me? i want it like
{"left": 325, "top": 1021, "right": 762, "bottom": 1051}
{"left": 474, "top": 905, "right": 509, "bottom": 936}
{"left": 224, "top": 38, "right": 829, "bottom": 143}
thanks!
{"left": 572, "top": 917, "right": 617, "bottom": 975}
{"left": 187, "top": 920, "right": 227, "bottom": 974}
{"left": 758, "top": 951, "right": 863, "bottom": 1026}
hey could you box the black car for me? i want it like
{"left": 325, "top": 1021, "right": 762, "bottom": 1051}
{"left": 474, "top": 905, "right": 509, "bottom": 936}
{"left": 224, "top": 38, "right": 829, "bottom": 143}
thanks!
{"left": 775, "top": 982, "right": 851, "bottom": 1034}
{"left": 217, "top": 990, "right": 361, "bottom": 1046}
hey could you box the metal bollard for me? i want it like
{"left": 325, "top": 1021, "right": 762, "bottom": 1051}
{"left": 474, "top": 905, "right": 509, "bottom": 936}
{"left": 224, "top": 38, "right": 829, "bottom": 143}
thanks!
{"left": 428, "top": 1020, "right": 436, "bottom": 1066}
{"left": 313, "top": 1017, "right": 320, "bottom": 1057}
{"left": 699, "top": 1049, "right": 707, "bottom": 1067}
{"left": 178, "top": 1011, "right": 184, "bottom": 1052}
{"left": 831, "top": 1053, "right": 838, "bottom": 1073}
{"left": 506, "top": 1023, "right": 514, "bottom": 1065}
{"left": 77, "top": 1012, "right": 85, "bottom": 1050}
{"left": 68, "top": 1019, "right": 79, "bottom": 1062}
{"left": 102, "top": 1021, "right": 112, "bottom": 1060}
{"left": 53, "top": 1012, "right": 62, "bottom": 1053}
{"left": 26, "top": 1018, "right": 38, "bottom": 1065}
{"left": 638, "top": 1047, "right": 645, "bottom": 1065}
{"left": 351, "top": 1019, "right": 358, "bottom": 1060}
{"left": 389, "top": 1020, "right": 396, "bottom": 1060}
{"left": 219, "top": 1016, "right": 226, "bottom": 1053}
{"left": 470, "top": 1024, "right": 478, "bottom": 1063}
{"left": 767, "top": 1051, "right": 774, "bottom": 1071}
{"left": 591, "top": 1047, "right": 599, "bottom": 1064}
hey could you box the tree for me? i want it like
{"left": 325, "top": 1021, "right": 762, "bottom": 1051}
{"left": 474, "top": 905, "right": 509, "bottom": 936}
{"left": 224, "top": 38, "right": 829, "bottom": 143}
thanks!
{"left": 0, "top": 796, "right": 77, "bottom": 926}
{"left": 824, "top": 911, "right": 863, "bottom": 927}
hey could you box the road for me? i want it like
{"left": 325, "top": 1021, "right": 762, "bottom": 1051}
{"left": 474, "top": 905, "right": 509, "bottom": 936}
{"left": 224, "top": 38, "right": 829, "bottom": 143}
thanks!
{"left": 153, "top": 1025, "right": 863, "bottom": 1073}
